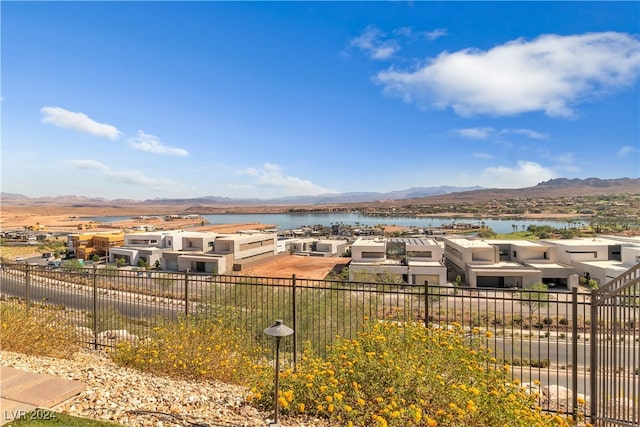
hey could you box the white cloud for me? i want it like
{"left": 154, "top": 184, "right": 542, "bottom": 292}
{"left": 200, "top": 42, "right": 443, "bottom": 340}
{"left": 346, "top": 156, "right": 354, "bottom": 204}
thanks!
{"left": 241, "top": 163, "right": 335, "bottom": 196}
{"left": 67, "top": 159, "right": 180, "bottom": 189}
{"left": 424, "top": 28, "right": 448, "bottom": 41}
{"left": 237, "top": 167, "right": 259, "bottom": 176}
{"left": 472, "top": 152, "right": 494, "bottom": 159}
{"left": 376, "top": 32, "right": 640, "bottom": 117}
{"left": 126, "top": 130, "right": 188, "bottom": 156}
{"left": 66, "top": 159, "right": 110, "bottom": 171}
{"left": 455, "top": 127, "right": 547, "bottom": 140}
{"left": 393, "top": 27, "right": 414, "bottom": 38}
{"left": 41, "top": 106, "right": 121, "bottom": 140}
{"left": 500, "top": 128, "right": 548, "bottom": 139}
{"left": 349, "top": 25, "right": 400, "bottom": 60}
{"left": 479, "top": 161, "right": 557, "bottom": 188}
{"left": 455, "top": 127, "right": 495, "bottom": 140}
{"left": 617, "top": 145, "right": 639, "bottom": 157}
{"left": 549, "top": 152, "right": 575, "bottom": 165}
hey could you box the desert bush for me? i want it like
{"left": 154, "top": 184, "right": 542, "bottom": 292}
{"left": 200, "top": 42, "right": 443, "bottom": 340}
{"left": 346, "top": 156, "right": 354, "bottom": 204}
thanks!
{"left": 111, "top": 310, "right": 268, "bottom": 384}
{"left": 248, "top": 320, "right": 571, "bottom": 427}
{"left": 0, "top": 302, "right": 82, "bottom": 358}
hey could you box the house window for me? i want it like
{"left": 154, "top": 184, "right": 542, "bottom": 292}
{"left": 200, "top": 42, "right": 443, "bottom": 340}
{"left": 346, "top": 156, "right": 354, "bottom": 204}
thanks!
{"left": 513, "top": 251, "right": 517, "bottom": 258}
{"left": 543, "top": 252, "right": 548, "bottom": 259}
{"left": 407, "top": 250, "right": 432, "bottom": 258}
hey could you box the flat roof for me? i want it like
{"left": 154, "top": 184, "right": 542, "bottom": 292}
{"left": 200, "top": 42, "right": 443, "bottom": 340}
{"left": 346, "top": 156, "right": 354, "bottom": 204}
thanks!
{"left": 408, "top": 261, "right": 444, "bottom": 267}
{"left": 448, "top": 238, "right": 493, "bottom": 248}
{"left": 542, "top": 237, "right": 626, "bottom": 247}
{"left": 468, "top": 261, "right": 531, "bottom": 269}
{"left": 388, "top": 237, "right": 440, "bottom": 246}
{"left": 180, "top": 231, "right": 216, "bottom": 238}
{"left": 579, "top": 260, "right": 635, "bottom": 270}
{"left": 353, "top": 238, "right": 385, "bottom": 247}
{"left": 526, "top": 262, "right": 573, "bottom": 270}
{"left": 488, "top": 239, "right": 544, "bottom": 247}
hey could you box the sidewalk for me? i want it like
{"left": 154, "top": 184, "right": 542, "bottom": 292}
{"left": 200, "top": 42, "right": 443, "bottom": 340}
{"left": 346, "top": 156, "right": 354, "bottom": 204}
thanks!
{"left": 0, "top": 366, "right": 86, "bottom": 425}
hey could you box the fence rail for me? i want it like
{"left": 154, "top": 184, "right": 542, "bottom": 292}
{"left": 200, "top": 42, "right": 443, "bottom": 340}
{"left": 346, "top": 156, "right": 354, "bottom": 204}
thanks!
{"left": 1, "top": 262, "right": 638, "bottom": 425}
{"left": 591, "top": 263, "right": 640, "bottom": 427}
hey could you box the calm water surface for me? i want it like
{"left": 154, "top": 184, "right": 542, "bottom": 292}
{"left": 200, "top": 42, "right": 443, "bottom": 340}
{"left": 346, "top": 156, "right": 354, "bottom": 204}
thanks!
{"left": 86, "top": 213, "right": 579, "bottom": 235}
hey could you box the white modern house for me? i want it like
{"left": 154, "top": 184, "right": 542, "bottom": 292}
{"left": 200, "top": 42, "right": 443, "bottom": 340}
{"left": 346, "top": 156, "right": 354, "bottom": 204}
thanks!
{"left": 349, "top": 237, "right": 446, "bottom": 285}
{"left": 108, "top": 230, "right": 186, "bottom": 267}
{"left": 443, "top": 237, "right": 577, "bottom": 288}
{"left": 162, "top": 231, "right": 220, "bottom": 272}
{"left": 541, "top": 236, "right": 640, "bottom": 286}
{"left": 212, "top": 232, "right": 278, "bottom": 271}
{"left": 108, "top": 230, "right": 278, "bottom": 274}
{"left": 288, "top": 238, "right": 348, "bottom": 257}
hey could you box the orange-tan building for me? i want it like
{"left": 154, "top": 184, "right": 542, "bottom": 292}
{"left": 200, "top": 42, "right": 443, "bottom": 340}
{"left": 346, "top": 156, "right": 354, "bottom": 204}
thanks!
{"left": 69, "top": 232, "right": 124, "bottom": 260}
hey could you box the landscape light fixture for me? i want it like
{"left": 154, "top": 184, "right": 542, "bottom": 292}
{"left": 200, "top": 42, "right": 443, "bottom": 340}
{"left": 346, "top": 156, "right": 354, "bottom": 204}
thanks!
{"left": 263, "top": 319, "right": 294, "bottom": 427}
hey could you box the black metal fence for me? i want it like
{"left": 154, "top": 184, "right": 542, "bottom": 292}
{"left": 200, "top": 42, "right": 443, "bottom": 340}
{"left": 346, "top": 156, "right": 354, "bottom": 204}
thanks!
{"left": 1, "top": 262, "right": 638, "bottom": 424}
{"left": 591, "top": 264, "right": 640, "bottom": 427}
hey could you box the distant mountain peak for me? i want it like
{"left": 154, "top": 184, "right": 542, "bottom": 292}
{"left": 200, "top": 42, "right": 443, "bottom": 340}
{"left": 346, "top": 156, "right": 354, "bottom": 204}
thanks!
{"left": 536, "top": 177, "right": 638, "bottom": 188}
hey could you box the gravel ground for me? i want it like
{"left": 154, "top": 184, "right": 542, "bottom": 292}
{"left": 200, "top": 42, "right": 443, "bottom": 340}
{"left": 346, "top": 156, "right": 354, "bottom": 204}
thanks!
{"left": 1, "top": 350, "right": 333, "bottom": 427}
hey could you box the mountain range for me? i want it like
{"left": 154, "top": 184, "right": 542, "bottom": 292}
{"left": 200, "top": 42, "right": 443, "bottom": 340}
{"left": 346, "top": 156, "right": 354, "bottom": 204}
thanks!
{"left": 1, "top": 177, "right": 638, "bottom": 207}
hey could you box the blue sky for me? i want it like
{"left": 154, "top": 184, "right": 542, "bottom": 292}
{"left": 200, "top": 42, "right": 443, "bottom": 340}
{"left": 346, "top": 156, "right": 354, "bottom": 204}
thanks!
{"left": 2, "top": 1, "right": 639, "bottom": 200}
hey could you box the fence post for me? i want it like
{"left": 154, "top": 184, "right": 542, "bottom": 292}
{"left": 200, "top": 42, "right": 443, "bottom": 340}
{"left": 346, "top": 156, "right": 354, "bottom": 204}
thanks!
{"left": 589, "top": 289, "right": 598, "bottom": 424}
{"left": 93, "top": 264, "right": 98, "bottom": 350}
{"left": 185, "top": 269, "right": 190, "bottom": 317}
{"left": 571, "top": 286, "right": 578, "bottom": 417}
{"left": 25, "top": 264, "right": 31, "bottom": 313}
{"left": 424, "top": 280, "right": 429, "bottom": 328}
{"left": 292, "top": 274, "right": 297, "bottom": 370}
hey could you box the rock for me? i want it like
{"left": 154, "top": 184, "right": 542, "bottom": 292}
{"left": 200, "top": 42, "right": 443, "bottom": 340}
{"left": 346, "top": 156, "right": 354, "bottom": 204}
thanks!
{"left": 97, "top": 329, "right": 138, "bottom": 344}
{"left": 543, "top": 384, "right": 572, "bottom": 412}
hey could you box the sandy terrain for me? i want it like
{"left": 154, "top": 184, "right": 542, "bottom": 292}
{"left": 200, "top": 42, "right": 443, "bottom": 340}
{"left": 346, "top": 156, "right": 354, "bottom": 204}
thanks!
{"left": 0, "top": 204, "right": 275, "bottom": 234}
{"left": 238, "top": 254, "right": 350, "bottom": 280}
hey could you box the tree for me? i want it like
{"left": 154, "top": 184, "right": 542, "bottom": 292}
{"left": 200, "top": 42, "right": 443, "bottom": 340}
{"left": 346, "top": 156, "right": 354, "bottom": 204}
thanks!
{"left": 115, "top": 258, "right": 126, "bottom": 268}
{"left": 62, "top": 259, "right": 84, "bottom": 273}
{"left": 92, "top": 254, "right": 100, "bottom": 262}
{"left": 453, "top": 275, "right": 462, "bottom": 295}
{"left": 519, "top": 282, "right": 550, "bottom": 316}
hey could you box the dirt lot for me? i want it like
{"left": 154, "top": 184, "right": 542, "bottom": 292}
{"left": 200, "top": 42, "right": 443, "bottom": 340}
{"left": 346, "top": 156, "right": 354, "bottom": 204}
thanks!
{"left": 0, "top": 204, "right": 275, "bottom": 234}
{"left": 238, "top": 254, "right": 349, "bottom": 280}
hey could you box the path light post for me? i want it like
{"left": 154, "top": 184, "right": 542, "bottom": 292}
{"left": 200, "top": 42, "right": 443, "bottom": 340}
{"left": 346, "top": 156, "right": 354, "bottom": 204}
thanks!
{"left": 263, "top": 319, "right": 294, "bottom": 427}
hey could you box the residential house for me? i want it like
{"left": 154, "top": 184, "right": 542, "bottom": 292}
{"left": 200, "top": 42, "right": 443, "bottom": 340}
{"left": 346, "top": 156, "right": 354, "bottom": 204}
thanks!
{"left": 69, "top": 232, "right": 124, "bottom": 260}
{"left": 349, "top": 237, "right": 446, "bottom": 285}
{"left": 443, "top": 237, "right": 577, "bottom": 288}
{"left": 288, "top": 238, "right": 347, "bottom": 257}
{"left": 213, "top": 232, "right": 277, "bottom": 271}
{"left": 108, "top": 231, "right": 184, "bottom": 267}
{"left": 541, "top": 236, "right": 640, "bottom": 286}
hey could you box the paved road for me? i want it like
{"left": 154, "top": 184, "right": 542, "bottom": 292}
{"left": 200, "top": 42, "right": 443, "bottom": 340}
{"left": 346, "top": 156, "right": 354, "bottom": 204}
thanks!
{"left": 491, "top": 337, "right": 639, "bottom": 367}
{"left": 0, "top": 269, "right": 183, "bottom": 319}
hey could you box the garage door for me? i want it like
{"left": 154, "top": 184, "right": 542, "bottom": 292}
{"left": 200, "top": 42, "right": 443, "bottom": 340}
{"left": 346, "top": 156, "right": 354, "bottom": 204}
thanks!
{"left": 477, "top": 276, "right": 504, "bottom": 288}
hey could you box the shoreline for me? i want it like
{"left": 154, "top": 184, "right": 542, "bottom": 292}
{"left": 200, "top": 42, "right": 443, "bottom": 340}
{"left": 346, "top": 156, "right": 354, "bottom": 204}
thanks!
{"left": 1, "top": 205, "right": 592, "bottom": 235}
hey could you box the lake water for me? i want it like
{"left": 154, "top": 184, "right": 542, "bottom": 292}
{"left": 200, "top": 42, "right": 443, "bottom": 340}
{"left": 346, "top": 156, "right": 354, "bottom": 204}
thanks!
{"left": 86, "top": 213, "right": 579, "bottom": 235}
